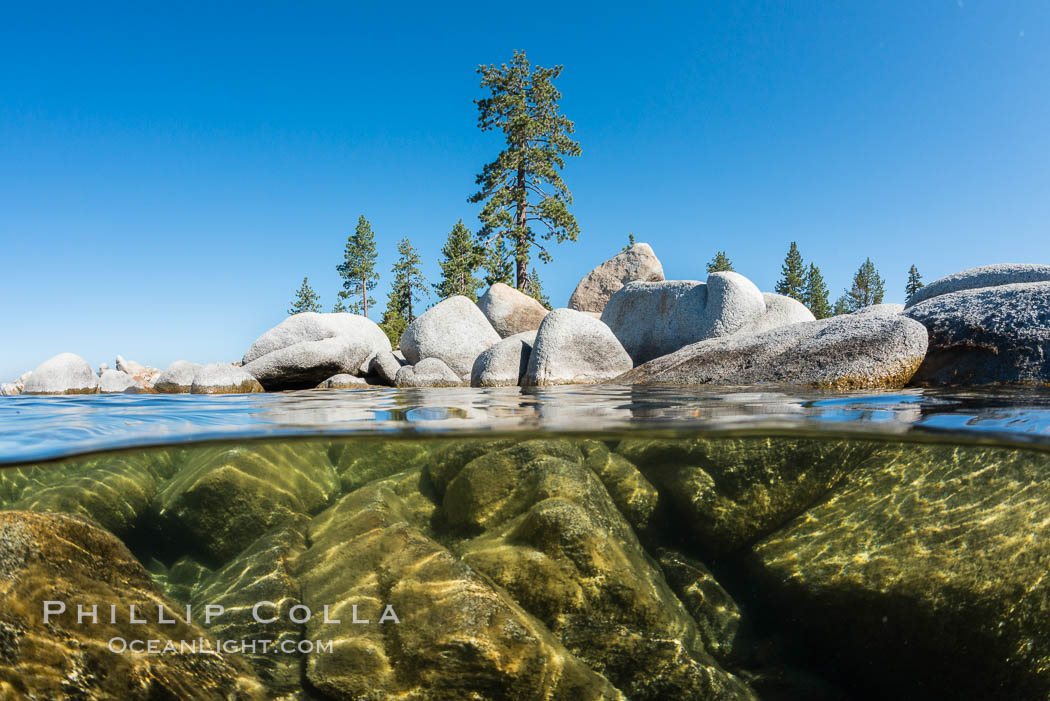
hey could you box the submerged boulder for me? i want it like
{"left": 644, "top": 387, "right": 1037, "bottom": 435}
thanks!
{"left": 569, "top": 243, "right": 665, "bottom": 313}
{"left": 243, "top": 336, "right": 372, "bottom": 391}
{"left": 395, "top": 357, "right": 464, "bottom": 387}
{"left": 190, "top": 363, "right": 264, "bottom": 394}
{"left": 22, "top": 352, "right": 98, "bottom": 395}
{"left": 524, "top": 309, "right": 633, "bottom": 386}
{"left": 399, "top": 295, "right": 501, "bottom": 378}
{"left": 616, "top": 312, "right": 928, "bottom": 389}
{"left": 477, "top": 282, "right": 549, "bottom": 337}
{"left": 0, "top": 510, "right": 265, "bottom": 700}
{"left": 905, "top": 263, "right": 1050, "bottom": 307}
{"left": 470, "top": 330, "right": 536, "bottom": 387}
{"left": 242, "top": 312, "right": 391, "bottom": 365}
{"left": 905, "top": 281, "right": 1050, "bottom": 385}
{"left": 154, "top": 360, "right": 202, "bottom": 393}
{"left": 601, "top": 272, "right": 767, "bottom": 364}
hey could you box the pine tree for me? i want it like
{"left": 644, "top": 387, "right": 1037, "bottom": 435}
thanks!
{"left": 804, "top": 263, "right": 831, "bottom": 319}
{"left": 905, "top": 264, "right": 924, "bottom": 303}
{"left": 335, "top": 215, "right": 380, "bottom": 317}
{"left": 387, "top": 237, "right": 428, "bottom": 323}
{"left": 434, "top": 220, "right": 484, "bottom": 301}
{"left": 331, "top": 298, "right": 347, "bottom": 313}
{"left": 288, "top": 277, "right": 322, "bottom": 315}
{"left": 842, "top": 257, "right": 885, "bottom": 312}
{"left": 379, "top": 309, "right": 407, "bottom": 348}
{"left": 775, "top": 242, "right": 806, "bottom": 302}
{"left": 706, "top": 251, "right": 734, "bottom": 273}
{"left": 483, "top": 236, "right": 515, "bottom": 287}
{"left": 622, "top": 233, "right": 636, "bottom": 252}
{"left": 833, "top": 295, "right": 851, "bottom": 316}
{"left": 470, "top": 50, "right": 581, "bottom": 291}
{"left": 525, "top": 267, "right": 552, "bottom": 310}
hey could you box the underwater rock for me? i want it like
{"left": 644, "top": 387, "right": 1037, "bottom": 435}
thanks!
{"left": 601, "top": 272, "right": 767, "bottom": 364}
{"left": 422, "top": 438, "right": 518, "bottom": 499}
{"left": 656, "top": 548, "right": 742, "bottom": 665}
{"left": 616, "top": 312, "right": 929, "bottom": 389}
{"left": 750, "top": 442, "right": 1050, "bottom": 700}
{"left": 736, "top": 292, "right": 816, "bottom": 335}
{"left": 154, "top": 442, "right": 339, "bottom": 562}
{"left": 98, "top": 368, "right": 142, "bottom": 393}
{"left": 243, "top": 336, "right": 373, "bottom": 391}
{"left": 449, "top": 446, "right": 757, "bottom": 699}
{"left": 617, "top": 437, "right": 880, "bottom": 556}
{"left": 329, "top": 439, "right": 432, "bottom": 493}
{"left": 190, "top": 363, "right": 264, "bottom": 394}
{"left": 190, "top": 516, "right": 310, "bottom": 694}
{"left": 905, "top": 281, "right": 1050, "bottom": 385}
{"left": 0, "top": 510, "right": 265, "bottom": 700}
{"left": 470, "top": 330, "right": 536, "bottom": 387}
{"left": 477, "top": 282, "right": 549, "bottom": 338}
{"left": 293, "top": 482, "right": 622, "bottom": 700}
{"left": 316, "top": 372, "right": 370, "bottom": 389}
{"left": 241, "top": 311, "right": 391, "bottom": 366}
{"left": 10, "top": 454, "right": 158, "bottom": 538}
{"left": 524, "top": 308, "right": 633, "bottom": 386}
{"left": 399, "top": 295, "right": 501, "bottom": 378}
{"left": 569, "top": 242, "right": 665, "bottom": 313}
{"left": 904, "top": 262, "right": 1050, "bottom": 307}
{"left": 395, "top": 357, "right": 465, "bottom": 387}
{"left": 582, "top": 443, "right": 660, "bottom": 533}
{"left": 22, "top": 352, "right": 99, "bottom": 395}
{"left": 154, "top": 360, "right": 202, "bottom": 393}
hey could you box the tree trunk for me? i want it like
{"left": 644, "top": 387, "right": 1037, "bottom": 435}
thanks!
{"left": 514, "top": 165, "right": 528, "bottom": 291}
{"left": 362, "top": 286, "right": 368, "bottom": 318}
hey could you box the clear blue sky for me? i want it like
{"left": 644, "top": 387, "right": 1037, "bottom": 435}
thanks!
{"left": 2, "top": 2, "right": 1048, "bottom": 380}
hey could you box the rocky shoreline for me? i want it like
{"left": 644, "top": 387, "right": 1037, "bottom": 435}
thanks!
{"left": 5, "top": 245, "right": 1049, "bottom": 396}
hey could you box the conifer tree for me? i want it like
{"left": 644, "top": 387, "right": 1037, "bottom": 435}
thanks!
{"left": 387, "top": 237, "right": 428, "bottom": 323}
{"left": 622, "top": 233, "right": 636, "bottom": 252}
{"left": 804, "top": 263, "right": 832, "bottom": 319}
{"left": 335, "top": 215, "right": 380, "bottom": 317}
{"left": 905, "top": 264, "right": 924, "bottom": 303}
{"left": 525, "top": 267, "right": 552, "bottom": 310}
{"left": 434, "top": 220, "right": 483, "bottom": 301}
{"left": 470, "top": 50, "right": 581, "bottom": 291}
{"left": 482, "top": 236, "right": 515, "bottom": 287}
{"left": 833, "top": 294, "right": 851, "bottom": 316}
{"left": 288, "top": 277, "right": 322, "bottom": 315}
{"left": 842, "top": 257, "right": 885, "bottom": 311}
{"left": 706, "top": 251, "right": 734, "bottom": 273}
{"left": 775, "top": 242, "right": 806, "bottom": 302}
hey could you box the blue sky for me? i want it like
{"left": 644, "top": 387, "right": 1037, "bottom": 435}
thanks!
{"left": 2, "top": 2, "right": 1048, "bottom": 380}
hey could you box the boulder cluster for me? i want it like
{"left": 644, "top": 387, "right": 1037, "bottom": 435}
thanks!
{"left": 6, "top": 247, "right": 1050, "bottom": 395}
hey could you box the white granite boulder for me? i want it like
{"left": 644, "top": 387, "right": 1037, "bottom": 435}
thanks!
{"left": 471, "top": 331, "right": 536, "bottom": 387}
{"left": 853, "top": 303, "right": 906, "bottom": 315}
{"left": 905, "top": 264, "right": 1050, "bottom": 307}
{"left": 153, "top": 361, "right": 202, "bottom": 394}
{"left": 399, "top": 296, "right": 501, "bottom": 379}
{"left": 568, "top": 243, "right": 665, "bottom": 313}
{"left": 524, "top": 309, "right": 633, "bottom": 386}
{"left": 477, "top": 283, "right": 548, "bottom": 338}
{"left": 395, "top": 357, "right": 465, "bottom": 387}
{"left": 243, "top": 336, "right": 372, "bottom": 391}
{"left": 23, "top": 353, "right": 99, "bottom": 395}
{"left": 737, "top": 293, "right": 816, "bottom": 335}
{"left": 905, "top": 281, "right": 1050, "bottom": 385}
{"left": 242, "top": 312, "right": 391, "bottom": 365}
{"left": 600, "top": 272, "right": 767, "bottom": 364}
{"left": 368, "top": 351, "right": 405, "bottom": 387}
{"left": 615, "top": 313, "right": 929, "bottom": 389}
{"left": 98, "top": 369, "right": 142, "bottom": 393}
{"left": 190, "top": 363, "right": 264, "bottom": 394}
{"left": 317, "top": 373, "right": 370, "bottom": 389}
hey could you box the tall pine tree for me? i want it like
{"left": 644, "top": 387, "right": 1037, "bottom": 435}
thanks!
{"left": 288, "top": 277, "right": 322, "bottom": 315}
{"left": 387, "top": 237, "right": 428, "bottom": 323}
{"left": 842, "top": 257, "right": 885, "bottom": 311}
{"left": 905, "top": 264, "right": 924, "bottom": 303}
{"left": 434, "top": 219, "right": 483, "bottom": 301}
{"left": 706, "top": 251, "right": 734, "bottom": 273}
{"left": 775, "top": 242, "right": 806, "bottom": 302}
{"left": 470, "top": 50, "right": 581, "bottom": 291}
{"left": 804, "top": 263, "right": 831, "bottom": 319}
{"left": 335, "top": 215, "right": 380, "bottom": 317}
